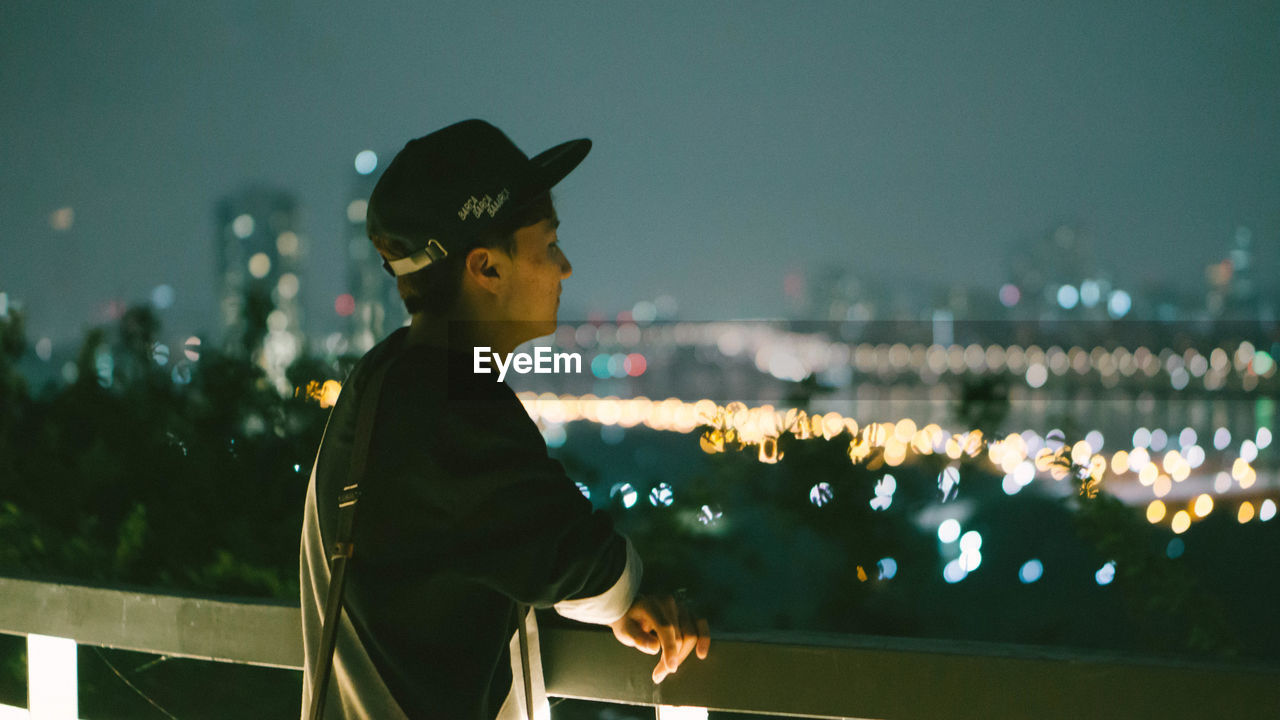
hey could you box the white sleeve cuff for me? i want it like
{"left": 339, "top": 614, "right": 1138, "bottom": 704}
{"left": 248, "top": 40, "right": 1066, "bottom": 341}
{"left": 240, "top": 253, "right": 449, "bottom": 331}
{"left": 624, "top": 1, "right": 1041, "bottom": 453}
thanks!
{"left": 553, "top": 537, "right": 642, "bottom": 625}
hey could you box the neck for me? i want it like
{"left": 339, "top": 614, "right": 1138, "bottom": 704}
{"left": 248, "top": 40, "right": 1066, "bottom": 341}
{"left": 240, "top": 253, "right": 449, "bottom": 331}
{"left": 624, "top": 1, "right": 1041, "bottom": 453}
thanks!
{"left": 405, "top": 310, "right": 520, "bottom": 357}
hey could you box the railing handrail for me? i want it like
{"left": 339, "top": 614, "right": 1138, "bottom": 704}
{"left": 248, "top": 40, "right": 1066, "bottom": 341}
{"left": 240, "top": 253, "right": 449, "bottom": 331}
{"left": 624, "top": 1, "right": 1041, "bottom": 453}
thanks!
{"left": 2, "top": 575, "right": 1278, "bottom": 719}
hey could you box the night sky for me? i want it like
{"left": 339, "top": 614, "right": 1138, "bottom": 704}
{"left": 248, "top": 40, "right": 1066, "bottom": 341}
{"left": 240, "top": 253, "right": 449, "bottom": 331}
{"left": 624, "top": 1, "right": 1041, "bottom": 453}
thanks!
{"left": 3, "top": 1, "right": 1277, "bottom": 345}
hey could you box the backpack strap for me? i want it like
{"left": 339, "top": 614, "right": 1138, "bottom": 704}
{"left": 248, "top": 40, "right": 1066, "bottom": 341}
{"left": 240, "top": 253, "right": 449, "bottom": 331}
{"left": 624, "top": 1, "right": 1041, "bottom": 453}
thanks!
{"left": 307, "top": 357, "right": 394, "bottom": 720}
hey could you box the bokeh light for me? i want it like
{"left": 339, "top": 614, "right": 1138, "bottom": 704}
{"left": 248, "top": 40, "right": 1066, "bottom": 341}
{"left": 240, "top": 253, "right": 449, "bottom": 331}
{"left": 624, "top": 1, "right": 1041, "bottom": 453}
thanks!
{"left": 1095, "top": 561, "right": 1116, "bottom": 586}
{"left": 354, "top": 149, "right": 378, "bottom": 175}
{"left": 809, "top": 482, "right": 833, "bottom": 507}
{"left": 1170, "top": 510, "right": 1191, "bottom": 534}
{"left": 937, "top": 518, "right": 961, "bottom": 544}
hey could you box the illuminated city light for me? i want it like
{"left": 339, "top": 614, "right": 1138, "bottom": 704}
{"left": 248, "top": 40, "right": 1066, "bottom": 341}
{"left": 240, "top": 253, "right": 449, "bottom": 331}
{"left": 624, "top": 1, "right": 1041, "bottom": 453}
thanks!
{"left": 1056, "top": 285, "right": 1079, "bottom": 310}
{"left": 1170, "top": 511, "right": 1191, "bottom": 535}
{"left": 248, "top": 252, "right": 271, "bottom": 279}
{"left": 1019, "top": 559, "right": 1043, "bottom": 584}
{"left": 34, "top": 337, "right": 52, "bottom": 361}
{"left": 809, "top": 482, "right": 834, "bottom": 507}
{"left": 347, "top": 199, "right": 368, "bottom": 223}
{"left": 335, "top": 293, "right": 356, "bottom": 317}
{"left": 1254, "top": 351, "right": 1275, "bottom": 376}
{"left": 1079, "top": 279, "right": 1101, "bottom": 307}
{"left": 1166, "top": 538, "right": 1185, "bottom": 559}
{"left": 1238, "top": 501, "right": 1254, "bottom": 524}
{"left": 1025, "top": 362, "right": 1048, "bottom": 388}
{"left": 49, "top": 206, "right": 74, "bottom": 231}
{"left": 1107, "top": 290, "right": 1131, "bottom": 318}
{"left": 354, "top": 149, "right": 378, "bottom": 175}
{"left": 277, "top": 231, "right": 300, "bottom": 256}
{"left": 574, "top": 481, "right": 590, "bottom": 500}
{"left": 277, "top": 273, "right": 299, "bottom": 300}
{"left": 937, "top": 519, "right": 961, "bottom": 544}
{"left": 232, "top": 213, "right": 254, "bottom": 238}
{"left": 1110, "top": 450, "right": 1129, "bottom": 474}
{"left": 184, "top": 336, "right": 202, "bottom": 361}
{"left": 1258, "top": 427, "right": 1273, "bottom": 449}
{"left": 1071, "top": 440, "right": 1093, "bottom": 466}
{"left": 649, "top": 482, "right": 675, "bottom": 507}
{"left": 870, "top": 474, "right": 895, "bottom": 510}
{"left": 1095, "top": 561, "right": 1116, "bottom": 586}
{"left": 319, "top": 380, "right": 342, "bottom": 408}
{"left": 1193, "top": 494, "right": 1213, "bottom": 518}
{"left": 1153, "top": 475, "right": 1172, "bottom": 498}
{"left": 1084, "top": 430, "right": 1104, "bottom": 452}
{"left": 1128, "top": 447, "right": 1150, "bottom": 472}
{"left": 1259, "top": 499, "right": 1276, "bottom": 522}
{"left": 943, "top": 559, "right": 967, "bottom": 584}
{"left": 1132, "top": 427, "right": 1151, "bottom": 448}
{"left": 1149, "top": 429, "right": 1168, "bottom": 451}
{"left": 1179, "top": 428, "right": 1197, "bottom": 448}
{"left": 695, "top": 505, "right": 723, "bottom": 527}
{"left": 1137, "top": 461, "right": 1162, "bottom": 490}
{"left": 1146, "top": 500, "right": 1166, "bottom": 524}
{"left": 151, "top": 284, "right": 175, "bottom": 309}
{"left": 937, "top": 466, "right": 960, "bottom": 501}
{"left": 522, "top": 392, "right": 1271, "bottom": 522}
{"left": 612, "top": 483, "right": 638, "bottom": 509}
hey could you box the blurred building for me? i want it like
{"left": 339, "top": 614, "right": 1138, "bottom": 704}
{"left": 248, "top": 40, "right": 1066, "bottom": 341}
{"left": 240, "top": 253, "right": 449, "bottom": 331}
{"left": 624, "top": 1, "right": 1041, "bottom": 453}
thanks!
{"left": 1003, "top": 223, "right": 1134, "bottom": 321}
{"left": 343, "top": 149, "right": 405, "bottom": 354}
{"left": 1206, "top": 226, "right": 1263, "bottom": 318}
{"left": 214, "top": 186, "right": 306, "bottom": 392}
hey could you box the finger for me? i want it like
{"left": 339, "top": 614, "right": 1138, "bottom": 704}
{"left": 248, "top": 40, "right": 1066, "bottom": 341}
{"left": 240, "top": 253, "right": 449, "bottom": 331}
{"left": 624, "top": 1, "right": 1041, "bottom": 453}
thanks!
{"left": 656, "top": 596, "right": 683, "bottom": 672}
{"left": 653, "top": 657, "right": 669, "bottom": 684}
{"left": 673, "top": 602, "right": 698, "bottom": 667}
{"left": 621, "top": 618, "right": 660, "bottom": 655}
{"left": 695, "top": 617, "right": 711, "bottom": 660}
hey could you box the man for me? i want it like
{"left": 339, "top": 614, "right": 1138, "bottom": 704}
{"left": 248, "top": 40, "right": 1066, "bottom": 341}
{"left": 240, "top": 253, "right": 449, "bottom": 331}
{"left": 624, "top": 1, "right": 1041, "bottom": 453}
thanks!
{"left": 300, "top": 119, "right": 710, "bottom": 719}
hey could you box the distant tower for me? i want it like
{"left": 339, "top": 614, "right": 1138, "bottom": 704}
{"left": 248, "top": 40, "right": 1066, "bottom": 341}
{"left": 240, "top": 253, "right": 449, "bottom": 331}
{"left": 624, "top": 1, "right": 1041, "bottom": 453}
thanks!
{"left": 344, "top": 149, "right": 405, "bottom": 354}
{"left": 1006, "top": 223, "right": 1121, "bottom": 318}
{"left": 1206, "top": 226, "right": 1259, "bottom": 318}
{"left": 215, "top": 186, "right": 306, "bottom": 392}
{"left": 1227, "top": 226, "right": 1257, "bottom": 311}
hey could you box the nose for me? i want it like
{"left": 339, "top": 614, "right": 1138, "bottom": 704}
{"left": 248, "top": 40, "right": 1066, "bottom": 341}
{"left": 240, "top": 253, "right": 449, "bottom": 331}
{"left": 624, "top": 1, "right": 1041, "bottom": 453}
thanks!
{"left": 559, "top": 250, "right": 573, "bottom": 279}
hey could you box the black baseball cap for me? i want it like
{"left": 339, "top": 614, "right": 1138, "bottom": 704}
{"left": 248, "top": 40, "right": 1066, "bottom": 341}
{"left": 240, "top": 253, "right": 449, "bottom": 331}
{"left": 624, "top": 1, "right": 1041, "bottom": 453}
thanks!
{"left": 367, "top": 119, "right": 591, "bottom": 277}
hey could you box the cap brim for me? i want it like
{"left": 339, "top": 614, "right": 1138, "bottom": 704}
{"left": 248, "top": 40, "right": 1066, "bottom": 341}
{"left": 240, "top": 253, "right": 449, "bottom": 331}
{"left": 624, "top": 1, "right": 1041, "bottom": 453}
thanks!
{"left": 528, "top": 138, "right": 591, "bottom": 193}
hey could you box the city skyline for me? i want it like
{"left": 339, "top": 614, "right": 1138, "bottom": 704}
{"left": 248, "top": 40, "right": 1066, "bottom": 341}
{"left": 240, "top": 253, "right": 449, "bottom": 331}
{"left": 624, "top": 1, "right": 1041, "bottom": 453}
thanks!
{"left": 3, "top": 2, "right": 1277, "bottom": 346}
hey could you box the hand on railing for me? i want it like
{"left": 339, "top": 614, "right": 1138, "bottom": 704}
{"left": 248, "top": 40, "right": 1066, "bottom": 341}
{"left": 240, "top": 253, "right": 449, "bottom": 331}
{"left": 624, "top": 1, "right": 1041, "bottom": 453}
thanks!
{"left": 608, "top": 593, "right": 710, "bottom": 683}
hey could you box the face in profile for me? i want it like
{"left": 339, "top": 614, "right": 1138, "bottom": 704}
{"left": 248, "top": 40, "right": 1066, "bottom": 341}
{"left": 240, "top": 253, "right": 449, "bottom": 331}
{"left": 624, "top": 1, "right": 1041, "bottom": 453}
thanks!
{"left": 499, "top": 214, "right": 572, "bottom": 341}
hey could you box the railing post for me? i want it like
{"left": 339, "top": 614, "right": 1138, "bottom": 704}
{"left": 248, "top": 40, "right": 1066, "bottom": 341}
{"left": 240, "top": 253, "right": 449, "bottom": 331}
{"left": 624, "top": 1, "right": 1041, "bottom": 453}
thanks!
{"left": 27, "top": 634, "right": 78, "bottom": 720}
{"left": 654, "top": 707, "right": 707, "bottom": 720}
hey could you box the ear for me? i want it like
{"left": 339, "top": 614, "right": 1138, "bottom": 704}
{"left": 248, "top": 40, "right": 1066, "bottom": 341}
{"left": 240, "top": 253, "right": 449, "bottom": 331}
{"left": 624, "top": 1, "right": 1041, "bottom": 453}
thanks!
{"left": 464, "top": 246, "right": 506, "bottom": 294}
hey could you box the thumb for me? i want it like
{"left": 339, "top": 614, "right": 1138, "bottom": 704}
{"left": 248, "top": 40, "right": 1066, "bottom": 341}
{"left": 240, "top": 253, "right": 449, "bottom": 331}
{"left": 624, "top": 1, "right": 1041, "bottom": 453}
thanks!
{"left": 617, "top": 619, "right": 661, "bottom": 655}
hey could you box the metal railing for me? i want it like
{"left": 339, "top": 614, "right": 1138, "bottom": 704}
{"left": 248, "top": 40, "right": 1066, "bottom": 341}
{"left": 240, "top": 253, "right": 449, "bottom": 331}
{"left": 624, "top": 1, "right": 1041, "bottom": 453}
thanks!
{"left": 2, "top": 575, "right": 1278, "bottom": 719}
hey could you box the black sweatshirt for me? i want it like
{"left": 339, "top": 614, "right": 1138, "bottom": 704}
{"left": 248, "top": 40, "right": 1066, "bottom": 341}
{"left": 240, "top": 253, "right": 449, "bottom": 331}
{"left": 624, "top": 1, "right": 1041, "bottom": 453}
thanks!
{"left": 300, "top": 328, "right": 641, "bottom": 719}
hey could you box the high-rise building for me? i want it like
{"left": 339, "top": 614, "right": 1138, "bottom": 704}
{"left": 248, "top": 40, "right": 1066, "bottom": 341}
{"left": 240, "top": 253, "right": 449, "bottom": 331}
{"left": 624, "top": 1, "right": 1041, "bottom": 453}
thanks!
{"left": 344, "top": 149, "right": 405, "bottom": 354}
{"left": 214, "top": 186, "right": 306, "bottom": 392}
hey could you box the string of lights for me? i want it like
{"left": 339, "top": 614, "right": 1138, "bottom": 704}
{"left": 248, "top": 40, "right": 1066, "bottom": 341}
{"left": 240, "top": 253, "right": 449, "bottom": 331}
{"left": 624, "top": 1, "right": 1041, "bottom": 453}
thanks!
{"left": 508, "top": 392, "right": 1275, "bottom": 535}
